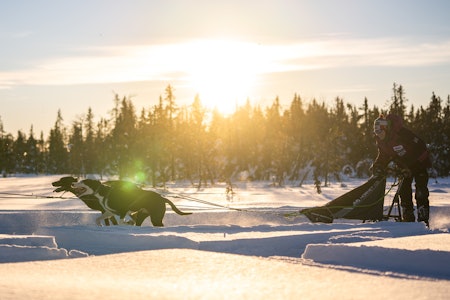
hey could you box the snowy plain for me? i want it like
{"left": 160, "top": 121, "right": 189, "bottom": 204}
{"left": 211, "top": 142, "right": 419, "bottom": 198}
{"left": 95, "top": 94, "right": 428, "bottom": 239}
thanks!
{"left": 0, "top": 174, "right": 449, "bottom": 299}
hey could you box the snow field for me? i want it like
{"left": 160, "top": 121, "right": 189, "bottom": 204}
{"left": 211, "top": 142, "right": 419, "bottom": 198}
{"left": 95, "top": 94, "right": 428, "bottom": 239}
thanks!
{"left": 0, "top": 175, "right": 449, "bottom": 299}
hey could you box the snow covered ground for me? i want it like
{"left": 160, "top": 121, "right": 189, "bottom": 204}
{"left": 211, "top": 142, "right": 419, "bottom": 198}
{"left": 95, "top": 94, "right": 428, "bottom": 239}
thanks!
{"left": 0, "top": 175, "right": 449, "bottom": 299}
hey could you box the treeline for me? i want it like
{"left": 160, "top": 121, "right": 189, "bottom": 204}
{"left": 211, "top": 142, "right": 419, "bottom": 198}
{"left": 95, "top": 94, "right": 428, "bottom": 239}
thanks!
{"left": 1, "top": 84, "right": 449, "bottom": 186}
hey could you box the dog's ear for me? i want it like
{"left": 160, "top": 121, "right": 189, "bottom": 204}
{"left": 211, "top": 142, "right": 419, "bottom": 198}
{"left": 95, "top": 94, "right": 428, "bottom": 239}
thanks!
{"left": 52, "top": 176, "right": 78, "bottom": 187}
{"left": 65, "top": 176, "right": 78, "bottom": 183}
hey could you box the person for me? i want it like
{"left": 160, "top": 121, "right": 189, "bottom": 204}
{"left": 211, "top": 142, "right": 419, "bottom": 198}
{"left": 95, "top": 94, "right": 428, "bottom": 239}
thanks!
{"left": 371, "top": 114, "right": 431, "bottom": 225}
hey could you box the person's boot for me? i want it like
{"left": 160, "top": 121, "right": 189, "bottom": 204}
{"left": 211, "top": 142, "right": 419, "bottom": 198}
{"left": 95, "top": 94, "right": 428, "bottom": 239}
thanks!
{"left": 401, "top": 207, "right": 415, "bottom": 222}
{"left": 417, "top": 205, "right": 429, "bottom": 227}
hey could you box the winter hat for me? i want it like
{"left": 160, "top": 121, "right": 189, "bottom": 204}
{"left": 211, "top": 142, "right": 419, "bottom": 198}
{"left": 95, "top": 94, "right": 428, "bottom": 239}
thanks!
{"left": 373, "top": 115, "right": 389, "bottom": 134}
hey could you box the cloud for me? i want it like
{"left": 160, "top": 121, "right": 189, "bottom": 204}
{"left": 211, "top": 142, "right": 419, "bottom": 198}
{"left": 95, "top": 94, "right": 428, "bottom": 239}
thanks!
{"left": 1, "top": 37, "right": 450, "bottom": 89}
{"left": 279, "top": 38, "right": 450, "bottom": 69}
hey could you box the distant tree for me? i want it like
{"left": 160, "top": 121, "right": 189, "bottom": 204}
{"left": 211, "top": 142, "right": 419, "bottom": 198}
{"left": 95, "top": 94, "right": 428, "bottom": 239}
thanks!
{"left": 0, "top": 118, "right": 15, "bottom": 176}
{"left": 0, "top": 133, "right": 15, "bottom": 176}
{"left": 47, "top": 110, "right": 68, "bottom": 173}
{"left": 144, "top": 100, "right": 166, "bottom": 186}
{"left": 304, "top": 99, "right": 329, "bottom": 185}
{"left": 286, "top": 94, "right": 306, "bottom": 181}
{"left": 68, "top": 120, "right": 84, "bottom": 176}
{"left": 263, "top": 96, "right": 288, "bottom": 185}
{"left": 13, "top": 130, "right": 27, "bottom": 173}
{"left": 389, "top": 82, "right": 408, "bottom": 118}
{"left": 190, "top": 94, "right": 209, "bottom": 187}
{"left": 421, "top": 92, "right": 446, "bottom": 176}
{"left": 111, "top": 95, "right": 138, "bottom": 179}
{"left": 164, "top": 84, "right": 178, "bottom": 181}
{"left": 441, "top": 96, "right": 450, "bottom": 175}
{"left": 346, "top": 103, "right": 365, "bottom": 164}
{"left": 358, "top": 98, "right": 373, "bottom": 157}
{"left": 36, "top": 131, "right": 46, "bottom": 174}
{"left": 164, "top": 84, "right": 177, "bottom": 123}
{"left": 24, "top": 126, "right": 40, "bottom": 173}
{"left": 83, "top": 108, "right": 96, "bottom": 175}
{"left": 93, "top": 118, "right": 111, "bottom": 178}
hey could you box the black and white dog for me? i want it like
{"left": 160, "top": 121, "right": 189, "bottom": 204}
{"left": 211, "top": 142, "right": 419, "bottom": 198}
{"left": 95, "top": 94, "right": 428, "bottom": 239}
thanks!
{"left": 70, "top": 178, "right": 192, "bottom": 227}
{"left": 53, "top": 177, "right": 155, "bottom": 226}
{"left": 52, "top": 176, "right": 122, "bottom": 226}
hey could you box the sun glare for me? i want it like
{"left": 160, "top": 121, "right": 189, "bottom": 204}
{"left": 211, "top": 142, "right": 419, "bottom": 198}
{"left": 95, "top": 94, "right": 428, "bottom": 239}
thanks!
{"left": 182, "top": 40, "right": 262, "bottom": 114}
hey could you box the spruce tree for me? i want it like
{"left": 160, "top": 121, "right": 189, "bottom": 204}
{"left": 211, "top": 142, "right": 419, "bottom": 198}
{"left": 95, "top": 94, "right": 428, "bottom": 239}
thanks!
{"left": 47, "top": 110, "right": 68, "bottom": 174}
{"left": 25, "top": 126, "right": 39, "bottom": 174}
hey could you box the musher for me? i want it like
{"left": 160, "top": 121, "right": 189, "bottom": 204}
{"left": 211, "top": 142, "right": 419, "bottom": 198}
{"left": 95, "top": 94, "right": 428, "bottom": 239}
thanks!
{"left": 372, "top": 114, "right": 431, "bottom": 226}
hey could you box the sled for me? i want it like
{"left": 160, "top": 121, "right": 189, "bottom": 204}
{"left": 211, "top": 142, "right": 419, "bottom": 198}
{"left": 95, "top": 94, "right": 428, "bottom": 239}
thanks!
{"left": 299, "top": 176, "right": 387, "bottom": 223}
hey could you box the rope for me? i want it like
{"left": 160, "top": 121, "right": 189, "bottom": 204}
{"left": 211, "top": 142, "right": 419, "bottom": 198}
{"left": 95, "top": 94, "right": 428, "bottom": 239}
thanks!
{"left": 171, "top": 193, "right": 288, "bottom": 216}
{"left": 0, "top": 191, "right": 75, "bottom": 200}
{"left": 172, "top": 193, "right": 245, "bottom": 211}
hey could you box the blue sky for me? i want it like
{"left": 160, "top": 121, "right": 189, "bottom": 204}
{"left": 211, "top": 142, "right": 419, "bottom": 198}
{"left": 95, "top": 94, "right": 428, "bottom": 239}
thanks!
{"left": 1, "top": 0, "right": 450, "bottom": 135}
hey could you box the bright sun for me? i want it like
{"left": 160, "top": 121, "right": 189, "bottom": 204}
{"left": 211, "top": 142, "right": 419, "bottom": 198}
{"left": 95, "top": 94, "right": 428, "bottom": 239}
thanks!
{"left": 183, "top": 40, "right": 262, "bottom": 114}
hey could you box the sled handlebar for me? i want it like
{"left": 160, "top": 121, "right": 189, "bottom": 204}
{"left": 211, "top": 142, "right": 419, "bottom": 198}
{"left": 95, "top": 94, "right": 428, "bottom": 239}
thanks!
{"left": 385, "top": 166, "right": 408, "bottom": 179}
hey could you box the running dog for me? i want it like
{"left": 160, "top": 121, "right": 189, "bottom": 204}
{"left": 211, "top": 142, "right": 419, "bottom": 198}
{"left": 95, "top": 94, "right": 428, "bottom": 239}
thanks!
{"left": 71, "top": 178, "right": 192, "bottom": 227}
{"left": 52, "top": 176, "right": 119, "bottom": 225}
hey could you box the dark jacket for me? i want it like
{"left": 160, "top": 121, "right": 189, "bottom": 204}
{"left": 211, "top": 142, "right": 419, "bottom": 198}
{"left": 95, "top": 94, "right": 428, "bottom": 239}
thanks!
{"left": 373, "top": 114, "right": 431, "bottom": 172}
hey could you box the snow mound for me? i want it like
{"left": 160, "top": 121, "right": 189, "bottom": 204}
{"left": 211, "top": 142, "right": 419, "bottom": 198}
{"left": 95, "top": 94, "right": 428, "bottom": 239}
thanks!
{"left": 302, "top": 233, "right": 450, "bottom": 279}
{"left": 0, "top": 234, "right": 88, "bottom": 262}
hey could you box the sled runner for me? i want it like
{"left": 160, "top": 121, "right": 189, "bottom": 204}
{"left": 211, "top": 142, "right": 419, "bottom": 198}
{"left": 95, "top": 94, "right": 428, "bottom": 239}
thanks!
{"left": 299, "top": 176, "right": 387, "bottom": 223}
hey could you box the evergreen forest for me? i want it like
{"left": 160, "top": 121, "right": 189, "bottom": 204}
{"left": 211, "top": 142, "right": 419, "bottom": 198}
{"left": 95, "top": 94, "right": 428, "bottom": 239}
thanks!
{"left": 1, "top": 83, "right": 449, "bottom": 187}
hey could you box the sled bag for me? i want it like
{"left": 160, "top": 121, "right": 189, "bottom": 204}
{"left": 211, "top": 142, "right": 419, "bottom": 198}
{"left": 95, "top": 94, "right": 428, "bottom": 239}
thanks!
{"left": 301, "top": 176, "right": 386, "bottom": 223}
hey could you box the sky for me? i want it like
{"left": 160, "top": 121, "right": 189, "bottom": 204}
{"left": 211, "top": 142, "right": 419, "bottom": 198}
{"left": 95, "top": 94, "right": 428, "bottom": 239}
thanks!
{"left": 1, "top": 0, "right": 450, "bottom": 136}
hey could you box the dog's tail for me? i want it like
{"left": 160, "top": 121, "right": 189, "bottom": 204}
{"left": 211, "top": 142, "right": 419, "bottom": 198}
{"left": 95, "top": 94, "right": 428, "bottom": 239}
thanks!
{"left": 164, "top": 198, "right": 192, "bottom": 215}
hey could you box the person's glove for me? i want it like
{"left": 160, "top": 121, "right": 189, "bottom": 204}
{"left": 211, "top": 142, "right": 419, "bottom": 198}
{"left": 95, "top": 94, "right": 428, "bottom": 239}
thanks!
{"left": 401, "top": 168, "right": 412, "bottom": 178}
{"left": 372, "top": 167, "right": 385, "bottom": 178}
